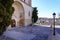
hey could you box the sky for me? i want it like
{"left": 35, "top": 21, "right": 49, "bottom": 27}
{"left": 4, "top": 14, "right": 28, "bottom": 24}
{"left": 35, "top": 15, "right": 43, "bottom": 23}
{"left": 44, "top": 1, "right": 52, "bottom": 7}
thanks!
{"left": 32, "top": 0, "right": 60, "bottom": 18}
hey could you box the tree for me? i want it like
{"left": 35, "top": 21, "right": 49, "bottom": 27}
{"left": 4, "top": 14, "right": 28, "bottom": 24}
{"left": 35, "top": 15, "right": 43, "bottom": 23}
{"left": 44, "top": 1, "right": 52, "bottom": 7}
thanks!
{"left": 0, "top": 0, "right": 14, "bottom": 35}
{"left": 32, "top": 7, "right": 38, "bottom": 23}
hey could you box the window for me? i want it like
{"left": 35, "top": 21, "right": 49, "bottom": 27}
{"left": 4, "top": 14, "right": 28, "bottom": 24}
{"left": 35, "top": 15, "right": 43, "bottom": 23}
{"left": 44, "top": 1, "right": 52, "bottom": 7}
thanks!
{"left": 29, "top": 11, "right": 30, "bottom": 16}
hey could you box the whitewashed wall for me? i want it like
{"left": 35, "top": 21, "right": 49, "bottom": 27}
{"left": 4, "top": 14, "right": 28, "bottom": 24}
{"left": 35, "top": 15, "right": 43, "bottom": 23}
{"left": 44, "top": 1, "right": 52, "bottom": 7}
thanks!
{"left": 13, "top": 0, "right": 33, "bottom": 26}
{"left": 12, "top": 1, "right": 24, "bottom": 27}
{"left": 20, "top": 1, "right": 33, "bottom": 26}
{"left": 25, "top": 0, "right": 31, "bottom": 6}
{"left": 19, "top": 0, "right": 33, "bottom": 26}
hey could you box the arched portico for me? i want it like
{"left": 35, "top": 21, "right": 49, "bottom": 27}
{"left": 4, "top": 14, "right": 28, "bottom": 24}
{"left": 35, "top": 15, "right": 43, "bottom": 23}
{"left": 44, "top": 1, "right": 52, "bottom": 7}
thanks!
{"left": 12, "top": 1, "right": 25, "bottom": 26}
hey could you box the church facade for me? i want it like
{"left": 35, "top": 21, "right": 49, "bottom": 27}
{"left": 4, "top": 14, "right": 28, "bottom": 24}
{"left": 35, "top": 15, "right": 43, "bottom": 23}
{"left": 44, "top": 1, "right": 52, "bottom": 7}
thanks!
{"left": 12, "top": 0, "right": 33, "bottom": 26}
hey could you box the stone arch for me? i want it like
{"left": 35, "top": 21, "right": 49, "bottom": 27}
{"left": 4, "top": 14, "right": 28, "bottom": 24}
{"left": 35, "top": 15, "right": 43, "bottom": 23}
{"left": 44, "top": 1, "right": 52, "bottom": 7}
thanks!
{"left": 12, "top": 1, "right": 25, "bottom": 26}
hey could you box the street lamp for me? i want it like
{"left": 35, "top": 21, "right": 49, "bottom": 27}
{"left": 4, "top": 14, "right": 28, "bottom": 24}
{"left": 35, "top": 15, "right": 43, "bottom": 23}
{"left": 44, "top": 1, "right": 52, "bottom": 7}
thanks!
{"left": 53, "top": 12, "right": 56, "bottom": 36}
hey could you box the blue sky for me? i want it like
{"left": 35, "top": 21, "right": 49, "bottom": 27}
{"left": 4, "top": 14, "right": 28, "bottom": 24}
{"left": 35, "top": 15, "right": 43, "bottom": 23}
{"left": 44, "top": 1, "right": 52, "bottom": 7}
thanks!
{"left": 32, "top": 0, "right": 60, "bottom": 18}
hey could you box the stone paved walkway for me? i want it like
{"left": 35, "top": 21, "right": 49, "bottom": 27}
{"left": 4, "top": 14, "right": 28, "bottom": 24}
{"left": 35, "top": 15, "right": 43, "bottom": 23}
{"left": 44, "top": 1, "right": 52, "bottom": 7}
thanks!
{"left": 1, "top": 25, "right": 60, "bottom": 40}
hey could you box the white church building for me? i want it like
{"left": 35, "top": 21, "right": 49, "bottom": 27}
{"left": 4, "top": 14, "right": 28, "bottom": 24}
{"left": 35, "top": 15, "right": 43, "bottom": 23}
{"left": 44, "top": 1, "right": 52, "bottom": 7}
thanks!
{"left": 12, "top": 0, "right": 33, "bottom": 26}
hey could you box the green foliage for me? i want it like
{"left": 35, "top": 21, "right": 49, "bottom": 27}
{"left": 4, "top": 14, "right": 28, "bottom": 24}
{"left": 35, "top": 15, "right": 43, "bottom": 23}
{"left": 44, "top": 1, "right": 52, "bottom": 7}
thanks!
{"left": 0, "top": 0, "right": 14, "bottom": 35}
{"left": 32, "top": 7, "right": 38, "bottom": 23}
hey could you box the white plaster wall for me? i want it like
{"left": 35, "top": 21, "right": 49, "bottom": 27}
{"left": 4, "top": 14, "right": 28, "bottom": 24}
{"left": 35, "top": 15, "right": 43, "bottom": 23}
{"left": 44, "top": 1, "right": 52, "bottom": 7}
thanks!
{"left": 25, "top": 0, "right": 29, "bottom": 4}
{"left": 28, "top": 0, "right": 31, "bottom": 6}
{"left": 14, "top": 0, "right": 33, "bottom": 26}
{"left": 21, "top": 2, "right": 33, "bottom": 26}
{"left": 20, "top": 0, "right": 31, "bottom": 6}
{"left": 12, "top": 1, "right": 24, "bottom": 26}
{"left": 25, "top": 0, "right": 31, "bottom": 6}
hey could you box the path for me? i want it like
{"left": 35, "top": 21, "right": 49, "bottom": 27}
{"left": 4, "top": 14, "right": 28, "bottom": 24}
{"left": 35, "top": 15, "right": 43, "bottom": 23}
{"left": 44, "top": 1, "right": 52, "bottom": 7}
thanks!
{"left": 1, "top": 25, "right": 60, "bottom": 40}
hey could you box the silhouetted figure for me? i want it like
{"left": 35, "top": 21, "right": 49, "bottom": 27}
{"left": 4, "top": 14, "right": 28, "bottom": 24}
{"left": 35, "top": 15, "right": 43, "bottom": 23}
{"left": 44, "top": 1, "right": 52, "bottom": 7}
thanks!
{"left": 11, "top": 19, "right": 16, "bottom": 27}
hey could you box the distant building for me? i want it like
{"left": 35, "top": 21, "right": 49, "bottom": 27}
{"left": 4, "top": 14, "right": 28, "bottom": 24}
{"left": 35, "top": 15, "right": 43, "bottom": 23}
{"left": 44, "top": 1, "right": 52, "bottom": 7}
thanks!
{"left": 12, "top": 0, "right": 33, "bottom": 26}
{"left": 38, "top": 18, "right": 60, "bottom": 25}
